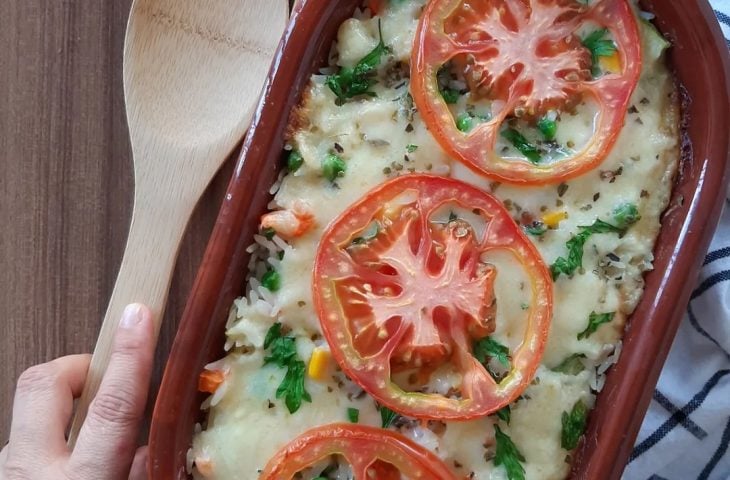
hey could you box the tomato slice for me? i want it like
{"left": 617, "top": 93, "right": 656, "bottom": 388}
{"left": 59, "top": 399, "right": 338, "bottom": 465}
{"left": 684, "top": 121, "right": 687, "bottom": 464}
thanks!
{"left": 313, "top": 175, "right": 552, "bottom": 420}
{"left": 259, "top": 423, "right": 457, "bottom": 479}
{"left": 367, "top": 0, "right": 385, "bottom": 15}
{"left": 411, "top": 0, "right": 642, "bottom": 184}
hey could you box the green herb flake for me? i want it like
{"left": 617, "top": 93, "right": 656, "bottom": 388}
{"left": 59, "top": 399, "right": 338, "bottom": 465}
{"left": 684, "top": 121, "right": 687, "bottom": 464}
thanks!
{"left": 406, "top": 144, "right": 419, "bottom": 153}
{"left": 577, "top": 311, "right": 615, "bottom": 340}
{"left": 347, "top": 407, "right": 360, "bottom": 423}
{"left": 550, "top": 217, "right": 628, "bottom": 280}
{"left": 263, "top": 331, "right": 296, "bottom": 368}
{"left": 263, "top": 323, "right": 312, "bottom": 414}
{"left": 537, "top": 117, "right": 557, "bottom": 141}
{"left": 552, "top": 353, "right": 587, "bottom": 375}
{"left": 612, "top": 202, "right": 641, "bottom": 229}
{"left": 473, "top": 337, "right": 510, "bottom": 369}
{"left": 524, "top": 222, "right": 547, "bottom": 236}
{"left": 501, "top": 128, "right": 541, "bottom": 164}
{"left": 276, "top": 360, "right": 312, "bottom": 414}
{"left": 261, "top": 226, "right": 276, "bottom": 240}
{"left": 379, "top": 405, "right": 399, "bottom": 428}
{"left": 261, "top": 269, "right": 281, "bottom": 292}
{"left": 264, "top": 322, "right": 283, "bottom": 349}
{"left": 582, "top": 29, "right": 618, "bottom": 78}
{"left": 495, "top": 405, "right": 511, "bottom": 424}
{"left": 287, "top": 150, "right": 304, "bottom": 172}
{"left": 322, "top": 153, "right": 346, "bottom": 182}
{"left": 456, "top": 112, "right": 474, "bottom": 132}
{"left": 325, "top": 21, "right": 388, "bottom": 105}
{"left": 493, "top": 424, "right": 526, "bottom": 480}
{"left": 561, "top": 399, "right": 588, "bottom": 450}
{"left": 440, "top": 87, "right": 461, "bottom": 104}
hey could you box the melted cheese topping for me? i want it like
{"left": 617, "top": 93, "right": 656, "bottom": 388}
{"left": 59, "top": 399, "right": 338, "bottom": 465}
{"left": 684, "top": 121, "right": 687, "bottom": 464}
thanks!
{"left": 192, "top": 2, "right": 679, "bottom": 479}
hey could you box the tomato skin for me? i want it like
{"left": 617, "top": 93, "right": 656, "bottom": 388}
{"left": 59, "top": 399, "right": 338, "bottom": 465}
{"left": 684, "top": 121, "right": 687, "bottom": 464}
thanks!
{"left": 313, "top": 174, "right": 553, "bottom": 421}
{"left": 259, "top": 423, "right": 458, "bottom": 479}
{"left": 367, "top": 0, "right": 385, "bottom": 15}
{"left": 411, "top": 0, "right": 642, "bottom": 185}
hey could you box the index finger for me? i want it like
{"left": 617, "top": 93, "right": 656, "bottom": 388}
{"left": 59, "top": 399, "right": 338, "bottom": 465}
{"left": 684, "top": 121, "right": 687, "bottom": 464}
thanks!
{"left": 68, "top": 304, "right": 155, "bottom": 479}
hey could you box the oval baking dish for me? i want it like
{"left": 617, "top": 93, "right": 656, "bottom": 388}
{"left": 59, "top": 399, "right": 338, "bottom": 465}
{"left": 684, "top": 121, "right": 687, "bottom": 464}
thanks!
{"left": 148, "top": 1, "right": 730, "bottom": 478}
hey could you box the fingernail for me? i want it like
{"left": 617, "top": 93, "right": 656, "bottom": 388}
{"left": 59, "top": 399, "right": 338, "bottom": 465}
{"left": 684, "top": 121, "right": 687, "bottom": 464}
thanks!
{"left": 120, "top": 303, "right": 144, "bottom": 329}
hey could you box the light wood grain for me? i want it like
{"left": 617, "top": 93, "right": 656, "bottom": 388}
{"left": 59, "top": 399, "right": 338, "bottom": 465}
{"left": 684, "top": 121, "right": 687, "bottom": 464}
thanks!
{"left": 65, "top": 0, "right": 287, "bottom": 444}
{"left": 0, "top": 0, "right": 279, "bottom": 444}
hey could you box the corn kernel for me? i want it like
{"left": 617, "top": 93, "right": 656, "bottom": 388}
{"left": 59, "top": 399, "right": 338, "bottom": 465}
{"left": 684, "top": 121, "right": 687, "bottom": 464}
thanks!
{"left": 599, "top": 52, "right": 621, "bottom": 73}
{"left": 308, "top": 347, "right": 330, "bottom": 380}
{"left": 542, "top": 210, "right": 568, "bottom": 229}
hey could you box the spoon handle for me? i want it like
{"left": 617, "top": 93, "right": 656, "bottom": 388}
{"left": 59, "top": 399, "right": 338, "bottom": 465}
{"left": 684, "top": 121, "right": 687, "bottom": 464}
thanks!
{"left": 67, "top": 199, "right": 191, "bottom": 447}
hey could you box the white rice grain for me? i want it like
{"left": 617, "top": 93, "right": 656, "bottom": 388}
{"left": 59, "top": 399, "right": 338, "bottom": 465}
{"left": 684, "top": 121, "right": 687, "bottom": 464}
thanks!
{"left": 186, "top": 447, "right": 195, "bottom": 474}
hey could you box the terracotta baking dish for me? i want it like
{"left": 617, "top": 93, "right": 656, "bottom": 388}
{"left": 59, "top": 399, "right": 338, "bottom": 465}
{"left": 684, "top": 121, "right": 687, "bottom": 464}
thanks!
{"left": 148, "top": 0, "right": 730, "bottom": 478}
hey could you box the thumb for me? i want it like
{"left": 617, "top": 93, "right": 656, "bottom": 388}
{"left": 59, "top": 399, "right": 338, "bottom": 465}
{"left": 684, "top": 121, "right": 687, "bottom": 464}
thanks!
{"left": 68, "top": 304, "right": 155, "bottom": 480}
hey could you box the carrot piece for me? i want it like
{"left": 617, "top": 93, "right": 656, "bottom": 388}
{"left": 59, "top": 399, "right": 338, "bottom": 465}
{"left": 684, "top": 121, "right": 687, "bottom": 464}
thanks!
{"left": 198, "top": 369, "right": 225, "bottom": 394}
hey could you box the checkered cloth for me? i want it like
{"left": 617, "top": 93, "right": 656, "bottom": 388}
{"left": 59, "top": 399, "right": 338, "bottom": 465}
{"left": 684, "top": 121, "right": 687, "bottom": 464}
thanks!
{"left": 623, "top": 3, "right": 730, "bottom": 478}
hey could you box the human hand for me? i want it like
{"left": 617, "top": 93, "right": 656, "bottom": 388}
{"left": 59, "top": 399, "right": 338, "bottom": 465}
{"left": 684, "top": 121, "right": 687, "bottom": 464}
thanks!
{"left": 0, "top": 304, "right": 155, "bottom": 480}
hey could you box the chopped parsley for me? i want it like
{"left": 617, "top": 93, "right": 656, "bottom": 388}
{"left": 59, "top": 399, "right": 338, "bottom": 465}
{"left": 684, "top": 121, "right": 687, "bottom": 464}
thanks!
{"left": 322, "top": 153, "right": 346, "bottom": 182}
{"left": 613, "top": 202, "right": 641, "bottom": 229}
{"left": 378, "top": 404, "right": 399, "bottom": 428}
{"left": 347, "top": 407, "right": 360, "bottom": 423}
{"left": 325, "top": 21, "right": 388, "bottom": 105}
{"left": 524, "top": 222, "right": 547, "bottom": 236}
{"left": 263, "top": 323, "right": 312, "bottom": 413}
{"left": 261, "top": 226, "right": 276, "bottom": 240}
{"left": 561, "top": 399, "right": 588, "bottom": 450}
{"left": 440, "top": 87, "right": 461, "bottom": 104}
{"left": 494, "top": 424, "right": 526, "bottom": 480}
{"left": 473, "top": 336, "right": 510, "bottom": 369}
{"left": 276, "top": 360, "right": 311, "bottom": 414}
{"left": 577, "top": 311, "right": 615, "bottom": 340}
{"left": 456, "top": 111, "right": 489, "bottom": 132}
{"left": 550, "top": 204, "right": 640, "bottom": 280}
{"left": 261, "top": 269, "right": 281, "bottom": 292}
{"left": 456, "top": 112, "right": 474, "bottom": 132}
{"left": 287, "top": 150, "right": 304, "bottom": 172}
{"left": 495, "top": 405, "right": 511, "bottom": 424}
{"left": 501, "top": 128, "right": 541, "bottom": 164}
{"left": 582, "top": 29, "right": 618, "bottom": 78}
{"left": 264, "top": 326, "right": 296, "bottom": 367}
{"left": 552, "top": 353, "right": 587, "bottom": 375}
{"left": 406, "top": 143, "right": 419, "bottom": 153}
{"left": 537, "top": 117, "right": 557, "bottom": 141}
{"left": 437, "top": 64, "right": 460, "bottom": 104}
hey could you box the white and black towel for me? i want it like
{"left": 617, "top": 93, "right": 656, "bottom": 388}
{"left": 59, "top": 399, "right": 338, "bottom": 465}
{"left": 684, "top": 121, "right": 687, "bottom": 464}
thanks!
{"left": 624, "top": 3, "right": 730, "bottom": 477}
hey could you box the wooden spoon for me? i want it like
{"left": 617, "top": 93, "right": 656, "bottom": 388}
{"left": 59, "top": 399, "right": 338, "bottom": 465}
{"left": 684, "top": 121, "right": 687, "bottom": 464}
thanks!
{"left": 67, "top": 0, "right": 288, "bottom": 445}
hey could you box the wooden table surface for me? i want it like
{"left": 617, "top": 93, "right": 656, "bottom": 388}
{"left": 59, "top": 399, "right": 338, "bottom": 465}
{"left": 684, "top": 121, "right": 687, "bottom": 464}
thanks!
{"left": 0, "top": 1, "right": 236, "bottom": 441}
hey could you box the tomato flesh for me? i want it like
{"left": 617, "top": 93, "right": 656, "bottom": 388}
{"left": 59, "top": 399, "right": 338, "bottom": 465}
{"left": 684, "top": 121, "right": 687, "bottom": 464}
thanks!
{"left": 411, "top": 0, "right": 642, "bottom": 184}
{"left": 313, "top": 175, "right": 553, "bottom": 420}
{"left": 259, "top": 423, "right": 458, "bottom": 479}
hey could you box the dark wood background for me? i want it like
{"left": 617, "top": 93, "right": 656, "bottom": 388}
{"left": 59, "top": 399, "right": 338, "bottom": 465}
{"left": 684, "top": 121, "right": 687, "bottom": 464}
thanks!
{"left": 0, "top": 1, "right": 236, "bottom": 442}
